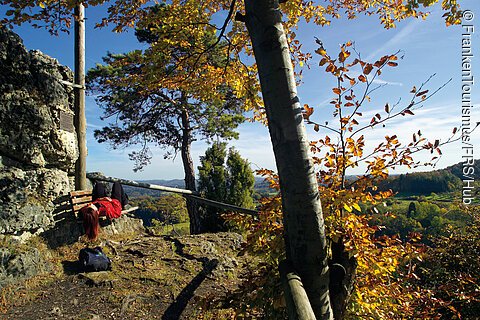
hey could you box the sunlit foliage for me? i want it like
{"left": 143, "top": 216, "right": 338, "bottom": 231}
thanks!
{"left": 225, "top": 42, "right": 463, "bottom": 318}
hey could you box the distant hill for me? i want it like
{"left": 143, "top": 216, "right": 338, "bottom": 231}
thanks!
{"left": 122, "top": 160, "right": 478, "bottom": 198}
{"left": 378, "top": 160, "right": 479, "bottom": 195}
{"left": 124, "top": 177, "right": 271, "bottom": 198}
{"left": 444, "top": 159, "right": 480, "bottom": 180}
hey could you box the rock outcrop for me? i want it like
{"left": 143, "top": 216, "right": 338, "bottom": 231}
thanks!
{"left": 0, "top": 26, "right": 77, "bottom": 235}
{"left": 0, "top": 244, "right": 51, "bottom": 289}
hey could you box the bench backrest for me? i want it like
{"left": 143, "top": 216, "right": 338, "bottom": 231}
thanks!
{"left": 69, "top": 190, "right": 93, "bottom": 218}
{"left": 69, "top": 189, "right": 139, "bottom": 219}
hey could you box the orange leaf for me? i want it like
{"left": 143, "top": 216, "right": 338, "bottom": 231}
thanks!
{"left": 358, "top": 75, "right": 367, "bottom": 82}
{"left": 338, "top": 50, "right": 350, "bottom": 63}
{"left": 373, "top": 56, "right": 388, "bottom": 68}
{"left": 384, "top": 103, "right": 390, "bottom": 113}
{"left": 363, "top": 63, "right": 373, "bottom": 75}
{"left": 315, "top": 48, "right": 327, "bottom": 56}
{"left": 347, "top": 58, "right": 360, "bottom": 67}
{"left": 304, "top": 104, "right": 314, "bottom": 119}
{"left": 416, "top": 90, "right": 428, "bottom": 97}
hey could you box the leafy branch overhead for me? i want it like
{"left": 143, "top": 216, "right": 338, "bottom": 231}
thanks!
{"left": 0, "top": 0, "right": 463, "bottom": 35}
{"left": 87, "top": 13, "right": 246, "bottom": 171}
{"left": 304, "top": 41, "right": 460, "bottom": 184}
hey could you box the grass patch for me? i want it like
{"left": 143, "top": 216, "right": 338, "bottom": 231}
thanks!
{"left": 148, "top": 221, "right": 190, "bottom": 236}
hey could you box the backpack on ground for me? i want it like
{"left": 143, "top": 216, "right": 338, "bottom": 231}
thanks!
{"left": 78, "top": 247, "right": 111, "bottom": 272}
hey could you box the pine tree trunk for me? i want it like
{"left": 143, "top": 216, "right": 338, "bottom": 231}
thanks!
{"left": 244, "top": 0, "right": 333, "bottom": 318}
{"left": 180, "top": 109, "right": 201, "bottom": 234}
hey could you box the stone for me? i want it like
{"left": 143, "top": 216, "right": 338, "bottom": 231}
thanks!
{"left": 78, "top": 271, "right": 118, "bottom": 287}
{"left": 0, "top": 246, "right": 51, "bottom": 289}
{"left": 101, "top": 214, "right": 145, "bottom": 237}
{"left": 0, "top": 27, "right": 146, "bottom": 287}
{"left": 0, "top": 26, "right": 77, "bottom": 236}
{"left": 0, "top": 164, "right": 71, "bottom": 234}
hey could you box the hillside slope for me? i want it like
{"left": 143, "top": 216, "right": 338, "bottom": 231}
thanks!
{"left": 378, "top": 160, "right": 479, "bottom": 195}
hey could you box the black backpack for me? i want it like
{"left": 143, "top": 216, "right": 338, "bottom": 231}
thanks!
{"left": 78, "top": 247, "right": 111, "bottom": 272}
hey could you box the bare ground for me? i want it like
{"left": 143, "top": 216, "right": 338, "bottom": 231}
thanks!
{"left": 0, "top": 232, "right": 250, "bottom": 320}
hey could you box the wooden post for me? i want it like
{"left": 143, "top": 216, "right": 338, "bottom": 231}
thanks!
{"left": 279, "top": 260, "right": 317, "bottom": 320}
{"left": 74, "top": 3, "right": 87, "bottom": 190}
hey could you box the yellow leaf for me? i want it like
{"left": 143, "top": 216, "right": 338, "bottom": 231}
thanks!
{"left": 39, "top": 2, "right": 45, "bottom": 8}
{"left": 315, "top": 48, "right": 327, "bottom": 56}
{"left": 352, "top": 203, "right": 361, "bottom": 211}
{"left": 343, "top": 203, "right": 353, "bottom": 212}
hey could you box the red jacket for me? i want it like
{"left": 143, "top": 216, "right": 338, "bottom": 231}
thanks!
{"left": 92, "top": 198, "right": 122, "bottom": 219}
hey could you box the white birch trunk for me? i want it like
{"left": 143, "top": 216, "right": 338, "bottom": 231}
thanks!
{"left": 244, "top": 0, "right": 333, "bottom": 318}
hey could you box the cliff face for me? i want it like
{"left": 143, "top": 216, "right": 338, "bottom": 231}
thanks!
{"left": 0, "top": 26, "right": 78, "bottom": 235}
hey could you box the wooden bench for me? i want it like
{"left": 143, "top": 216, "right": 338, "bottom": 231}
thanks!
{"left": 69, "top": 190, "right": 138, "bottom": 220}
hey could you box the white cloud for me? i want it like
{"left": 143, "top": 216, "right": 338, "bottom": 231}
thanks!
{"left": 306, "top": 100, "right": 474, "bottom": 175}
{"left": 371, "top": 78, "right": 403, "bottom": 86}
{"left": 365, "top": 19, "right": 421, "bottom": 61}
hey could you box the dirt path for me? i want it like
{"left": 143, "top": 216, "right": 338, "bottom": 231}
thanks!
{"left": 1, "top": 233, "right": 247, "bottom": 320}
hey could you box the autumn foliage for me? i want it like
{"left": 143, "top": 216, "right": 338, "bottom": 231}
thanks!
{"left": 226, "top": 42, "right": 468, "bottom": 318}
{"left": 0, "top": 0, "right": 469, "bottom": 318}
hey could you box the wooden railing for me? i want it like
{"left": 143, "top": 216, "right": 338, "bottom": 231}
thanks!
{"left": 279, "top": 260, "right": 317, "bottom": 320}
{"left": 86, "top": 172, "right": 258, "bottom": 216}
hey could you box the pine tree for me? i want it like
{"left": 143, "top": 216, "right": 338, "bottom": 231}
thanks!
{"left": 86, "top": 5, "right": 245, "bottom": 234}
{"left": 226, "top": 148, "right": 255, "bottom": 210}
{"left": 198, "top": 142, "right": 255, "bottom": 232}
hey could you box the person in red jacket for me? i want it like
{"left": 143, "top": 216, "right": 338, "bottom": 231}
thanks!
{"left": 81, "top": 182, "right": 128, "bottom": 240}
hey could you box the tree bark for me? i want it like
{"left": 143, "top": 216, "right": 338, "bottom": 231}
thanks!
{"left": 329, "top": 239, "right": 357, "bottom": 320}
{"left": 244, "top": 1, "right": 333, "bottom": 319}
{"left": 180, "top": 108, "right": 201, "bottom": 234}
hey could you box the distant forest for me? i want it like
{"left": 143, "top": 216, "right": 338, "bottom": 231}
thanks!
{"left": 123, "top": 160, "right": 478, "bottom": 198}
{"left": 378, "top": 160, "right": 479, "bottom": 194}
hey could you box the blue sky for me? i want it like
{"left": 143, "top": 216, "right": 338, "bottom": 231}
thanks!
{"left": 1, "top": 1, "right": 479, "bottom": 180}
